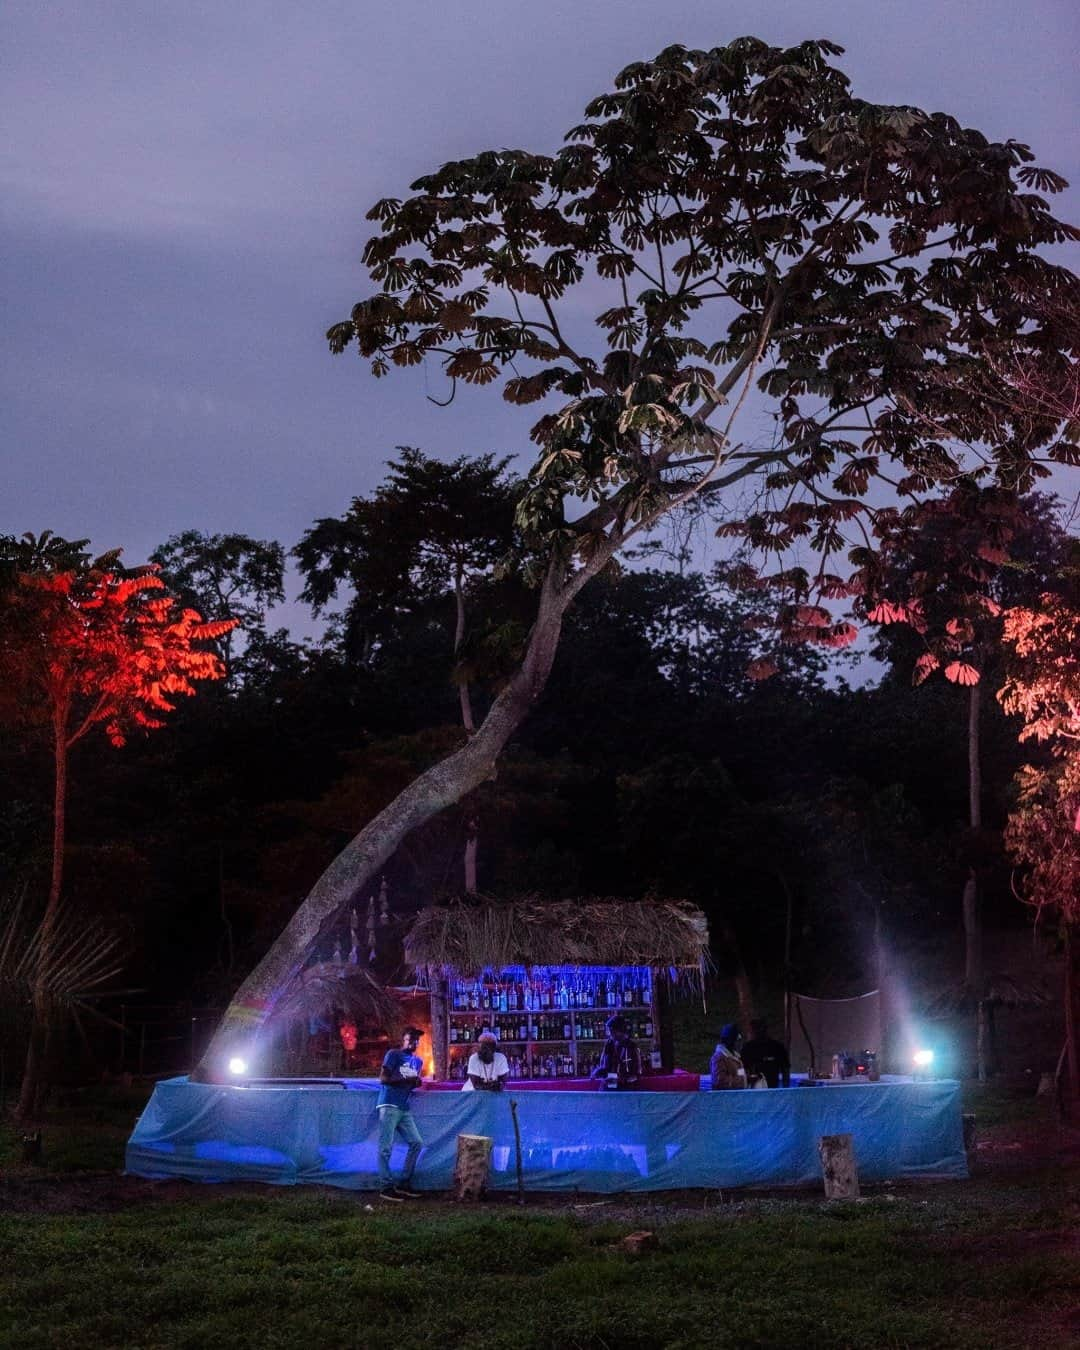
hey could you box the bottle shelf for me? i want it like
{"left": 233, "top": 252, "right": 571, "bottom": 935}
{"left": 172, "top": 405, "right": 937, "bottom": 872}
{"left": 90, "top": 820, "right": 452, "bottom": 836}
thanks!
{"left": 438, "top": 964, "right": 662, "bottom": 1080}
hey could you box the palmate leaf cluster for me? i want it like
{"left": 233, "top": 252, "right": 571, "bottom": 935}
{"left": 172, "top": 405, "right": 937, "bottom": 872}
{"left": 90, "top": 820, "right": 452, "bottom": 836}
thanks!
{"left": 329, "top": 35, "right": 1077, "bottom": 637}
{"left": 859, "top": 487, "right": 1072, "bottom": 689}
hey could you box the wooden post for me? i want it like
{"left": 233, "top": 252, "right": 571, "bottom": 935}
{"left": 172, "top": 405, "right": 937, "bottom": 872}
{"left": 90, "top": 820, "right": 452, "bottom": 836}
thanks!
{"left": 454, "top": 1133, "right": 493, "bottom": 1201}
{"left": 429, "top": 965, "right": 449, "bottom": 1081}
{"left": 818, "top": 1133, "right": 859, "bottom": 1200}
{"left": 509, "top": 1097, "right": 525, "bottom": 1206}
{"left": 655, "top": 972, "right": 674, "bottom": 1073}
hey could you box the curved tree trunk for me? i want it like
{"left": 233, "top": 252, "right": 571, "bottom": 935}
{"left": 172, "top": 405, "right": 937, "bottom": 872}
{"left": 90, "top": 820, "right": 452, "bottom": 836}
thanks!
{"left": 192, "top": 557, "right": 597, "bottom": 1079}
{"left": 718, "top": 919, "right": 756, "bottom": 1036}
{"left": 962, "top": 679, "right": 989, "bottom": 1083}
{"left": 963, "top": 678, "right": 983, "bottom": 999}
{"left": 1064, "top": 921, "right": 1080, "bottom": 1114}
{"left": 453, "top": 562, "right": 479, "bottom": 893}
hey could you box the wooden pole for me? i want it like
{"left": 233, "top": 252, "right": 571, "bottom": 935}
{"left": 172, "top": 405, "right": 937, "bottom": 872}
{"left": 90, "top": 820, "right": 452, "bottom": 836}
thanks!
{"left": 509, "top": 1097, "right": 525, "bottom": 1206}
{"left": 428, "top": 965, "right": 449, "bottom": 1081}
{"left": 656, "top": 973, "right": 674, "bottom": 1073}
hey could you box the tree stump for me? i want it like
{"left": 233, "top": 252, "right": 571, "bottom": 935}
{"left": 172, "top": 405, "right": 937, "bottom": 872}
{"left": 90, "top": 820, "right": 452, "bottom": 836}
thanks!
{"left": 454, "top": 1133, "right": 493, "bottom": 1201}
{"left": 818, "top": 1133, "right": 859, "bottom": 1200}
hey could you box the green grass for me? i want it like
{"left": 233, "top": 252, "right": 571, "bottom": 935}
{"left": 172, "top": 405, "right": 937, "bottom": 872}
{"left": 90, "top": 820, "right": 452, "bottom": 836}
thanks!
{"left": 0, "top": 1058, "right": 1071, "bottom": 1348}
{"left": 1, "top": 1184, "right": 1076, "bottom": 1349}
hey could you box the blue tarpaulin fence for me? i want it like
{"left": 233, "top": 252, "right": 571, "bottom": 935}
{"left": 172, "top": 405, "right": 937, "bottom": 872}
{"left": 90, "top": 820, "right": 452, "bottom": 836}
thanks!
{"left": 126, "top": 1076, "right": 966, "bottom": 1192}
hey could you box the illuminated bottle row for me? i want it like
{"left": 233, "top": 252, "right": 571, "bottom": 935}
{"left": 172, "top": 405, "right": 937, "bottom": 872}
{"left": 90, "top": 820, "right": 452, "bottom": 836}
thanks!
{"left": 449, "top": 966, "right": 653, "bottom": 1014}
{"left": 447, "top": 1011, "right": 655, "bottom": 1045}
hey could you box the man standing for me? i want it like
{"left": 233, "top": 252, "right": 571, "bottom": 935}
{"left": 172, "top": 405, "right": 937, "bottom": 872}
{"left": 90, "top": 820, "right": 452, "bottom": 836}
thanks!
{"left": 710, "top": 1023, "right": 747, "bottom": 1090}
{"left": 462, "top": 1030, "right": 510, "bottom": 1091}
{"left": 591, "top": 1014, "right": 642, "bottom": 1088}
{"left": 741, "top": 1018, "right": 791, "bottom": 1088}
{"left": 376, "top": 1026, "right": 425, "bottom": 1200}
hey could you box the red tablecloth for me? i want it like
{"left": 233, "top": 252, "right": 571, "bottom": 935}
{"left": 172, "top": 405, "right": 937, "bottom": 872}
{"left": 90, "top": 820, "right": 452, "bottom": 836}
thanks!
{"left": 427, "top": 1069, "right": 703, "bottom": 1092}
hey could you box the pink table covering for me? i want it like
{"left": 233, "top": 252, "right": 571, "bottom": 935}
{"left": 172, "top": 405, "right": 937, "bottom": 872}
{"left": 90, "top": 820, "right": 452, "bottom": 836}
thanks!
{"left": 428, "top": 1069, "right": 703, "bottom": 1092}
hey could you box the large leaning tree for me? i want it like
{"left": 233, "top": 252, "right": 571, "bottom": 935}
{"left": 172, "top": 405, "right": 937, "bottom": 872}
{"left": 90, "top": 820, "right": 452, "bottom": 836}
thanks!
{"left": 193, "top": 36, "right": 1076, "bottom": 1079}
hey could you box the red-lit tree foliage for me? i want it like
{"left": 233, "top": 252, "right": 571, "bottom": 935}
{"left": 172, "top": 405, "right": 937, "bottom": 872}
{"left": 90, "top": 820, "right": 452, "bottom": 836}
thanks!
{"left": 999, "top": 589, "right": 1080, "bottom": 1109}
{"left": 1, "top": 536, "right": 235, "bottom": 1117}
{"left": 195, "top": 37, "right": 1076, "bottom": 1079}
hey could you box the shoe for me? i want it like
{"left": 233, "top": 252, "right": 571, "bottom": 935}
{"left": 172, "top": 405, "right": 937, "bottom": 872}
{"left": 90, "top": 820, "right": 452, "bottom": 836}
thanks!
{"left": 393, "top": 1183, "right": 419, "bottom": 1198}
{"left": 378, "top": 1186, "right": 403, "bottom": 1202}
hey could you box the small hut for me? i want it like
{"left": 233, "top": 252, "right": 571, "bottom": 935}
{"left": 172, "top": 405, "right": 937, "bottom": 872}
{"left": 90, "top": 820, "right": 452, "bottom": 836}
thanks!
{"left": 268, "top": 963, "right": 406, "bottom": 1076}
{"left": 404, "top": 896, "right": 710, "bottom": 1081}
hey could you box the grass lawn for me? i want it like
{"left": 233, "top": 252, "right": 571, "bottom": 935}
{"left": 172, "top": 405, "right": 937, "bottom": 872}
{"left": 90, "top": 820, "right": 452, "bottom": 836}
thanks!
{"left": 2, "top": 1082, "right": 1078, "bottom": 1349}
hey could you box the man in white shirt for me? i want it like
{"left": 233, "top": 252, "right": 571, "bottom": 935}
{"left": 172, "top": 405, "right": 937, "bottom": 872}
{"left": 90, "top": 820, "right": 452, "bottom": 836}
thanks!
{"left": 462, "top": 1031, "right": 509, "bottom": 1091}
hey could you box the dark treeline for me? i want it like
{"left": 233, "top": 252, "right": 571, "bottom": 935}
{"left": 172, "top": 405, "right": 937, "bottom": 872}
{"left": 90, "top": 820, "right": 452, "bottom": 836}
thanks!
{"left": 2, "top": 458, "right": 1067, "bottom": 1055}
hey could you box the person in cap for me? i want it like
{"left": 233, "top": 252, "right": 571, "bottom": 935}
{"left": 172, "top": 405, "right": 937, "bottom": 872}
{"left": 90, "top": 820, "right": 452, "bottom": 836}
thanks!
{"left": 710, "top": 1022, "right": 748, "bottom": 1090}
{"left": 462, "top": 1030, "right": 510, "bottom": 1091}
{"left": 591, "top": 1013, "right": 642, "bottom": 1089}
{"left": 376, "top": 1026, "right": 425, "bottom": 1199}
{"left": 741, "top": 1018, "right": 790, "bottom": 1088}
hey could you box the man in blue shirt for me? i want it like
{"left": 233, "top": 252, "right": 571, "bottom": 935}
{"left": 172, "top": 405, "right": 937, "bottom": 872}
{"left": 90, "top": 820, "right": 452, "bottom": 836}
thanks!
{"left": 376, "top": 1026, "right": 425, "bottom": 1199}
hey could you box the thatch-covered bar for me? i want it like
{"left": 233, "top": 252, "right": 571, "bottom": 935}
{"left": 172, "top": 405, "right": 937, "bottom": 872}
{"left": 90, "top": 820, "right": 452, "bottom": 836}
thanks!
{"left": 404, "top": 896, "right": 710, "bottom": 1083}
{"left": 125, "top": 895, "right": 969, "bottom": 1192}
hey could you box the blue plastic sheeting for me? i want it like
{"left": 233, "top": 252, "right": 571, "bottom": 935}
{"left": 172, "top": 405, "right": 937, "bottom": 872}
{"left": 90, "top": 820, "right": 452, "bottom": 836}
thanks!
{"left": 126, "top": 1077, "right": 966, "bottom": 1192}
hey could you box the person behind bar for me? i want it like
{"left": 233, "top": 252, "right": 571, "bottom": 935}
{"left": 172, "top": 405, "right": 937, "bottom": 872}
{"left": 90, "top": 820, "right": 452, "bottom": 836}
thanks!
{"left": 710, "top": 1023, "right": 748, "bottom": 1090}
{"left": 592, "top": 1013, "right": 642, "bottom": 1089}
{"left": 376, "top": 1026, "right": 425, "bottom": 1199}
{"left": 741, "top": 1017, "right": 790, "bottom": 1088}
{"left": 462, "top": 1030, "right": 509, "bottom": 1091}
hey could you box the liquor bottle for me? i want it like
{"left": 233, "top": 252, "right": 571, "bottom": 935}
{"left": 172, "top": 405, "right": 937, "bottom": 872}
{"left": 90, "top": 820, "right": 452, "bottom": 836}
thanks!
{"left": 607, "top": 978, "right": 617, "bottom": 1008}
{"left": 623, "top": 975, "right": 633, "bottom": 1007}
{"left": 597, "top": 976, "right": 607, "bottom": 1008}
{"left": 563, "top": 1014, "right": 572, "bottom": 1040}
{"left": 644, "top": 1015, "right": 653, "bottom": 1038}
{"left": 469, "top": 981, "right": 479, "bottom": 1011}
{"left": 558, "top": 979, "right": 569, "bottom": 1010}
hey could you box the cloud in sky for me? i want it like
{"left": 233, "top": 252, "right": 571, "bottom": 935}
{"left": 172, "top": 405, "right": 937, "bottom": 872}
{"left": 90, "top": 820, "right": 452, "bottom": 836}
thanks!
{"left": 2, "top": 0, "right": 1077, "bottom": 586}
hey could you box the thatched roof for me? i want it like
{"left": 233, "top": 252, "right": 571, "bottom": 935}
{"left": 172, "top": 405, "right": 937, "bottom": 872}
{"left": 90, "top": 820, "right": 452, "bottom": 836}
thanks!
{"left": 270, "top": 962, "right": 405, "bottom": 1032}
{"left": 404, "top": 895, "right": 710, "bottom": 980}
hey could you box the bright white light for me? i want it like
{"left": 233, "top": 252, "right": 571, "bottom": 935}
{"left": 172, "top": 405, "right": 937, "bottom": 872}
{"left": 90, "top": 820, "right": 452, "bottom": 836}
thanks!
{"left": 227, "top": 1056, "right": 248, "bottom": 1076}
{"left": 913, "top": 1049, "right": 934, "bottom": 1068}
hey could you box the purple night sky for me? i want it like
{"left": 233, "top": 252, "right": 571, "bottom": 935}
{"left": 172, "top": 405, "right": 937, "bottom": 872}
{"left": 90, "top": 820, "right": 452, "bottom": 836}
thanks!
{"left": 3, "top": 1, "right": 1078, "bottom": 630}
